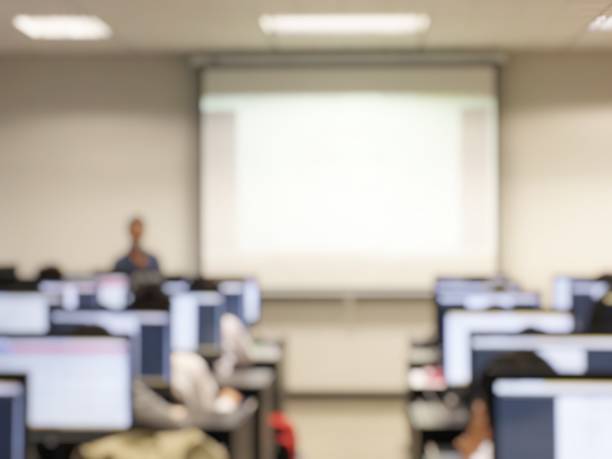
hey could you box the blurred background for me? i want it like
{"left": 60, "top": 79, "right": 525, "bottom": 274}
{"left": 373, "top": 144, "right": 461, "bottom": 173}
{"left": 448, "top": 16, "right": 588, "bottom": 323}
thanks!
{"left": 3, "top": 1, "right": 612, "bottom": 459}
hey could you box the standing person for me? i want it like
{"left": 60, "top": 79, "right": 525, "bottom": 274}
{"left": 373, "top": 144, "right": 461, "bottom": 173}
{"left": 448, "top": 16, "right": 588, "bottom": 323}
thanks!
{"left": 114, "top": 217, "right": 160, "bottom": 274}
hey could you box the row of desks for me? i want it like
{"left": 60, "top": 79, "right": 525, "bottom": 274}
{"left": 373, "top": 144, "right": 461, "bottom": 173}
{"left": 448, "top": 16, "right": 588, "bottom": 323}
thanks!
{"left": 406, "top": 341, "right": 466, "bottom": 459}
{"left": 34, "top": 340, "right": 284, "bottom": 459}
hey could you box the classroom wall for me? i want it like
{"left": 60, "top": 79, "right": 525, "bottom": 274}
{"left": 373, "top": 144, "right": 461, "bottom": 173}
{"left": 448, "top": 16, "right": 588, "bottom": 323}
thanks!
{"left": 0, "top": 57, "right": 199, "bottom": 278}
{"left": 501, "top": 52, "right": 612, "bottom": 297}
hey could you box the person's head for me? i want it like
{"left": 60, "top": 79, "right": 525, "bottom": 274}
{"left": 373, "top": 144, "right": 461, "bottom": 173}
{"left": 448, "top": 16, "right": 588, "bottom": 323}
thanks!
{"left": 37, "top": 266, "right": 63, "bottom": 282}
{"left": 129, "top": 217, "right": 144, "bottom": 246}
{"left": 454, "top": 351, "right": 555, "bottom": 459}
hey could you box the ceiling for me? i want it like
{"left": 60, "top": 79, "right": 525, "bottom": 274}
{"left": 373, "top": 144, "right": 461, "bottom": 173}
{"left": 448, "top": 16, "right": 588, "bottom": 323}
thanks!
{"left": 2, "top": 0, "right": 612, "bottom": 55}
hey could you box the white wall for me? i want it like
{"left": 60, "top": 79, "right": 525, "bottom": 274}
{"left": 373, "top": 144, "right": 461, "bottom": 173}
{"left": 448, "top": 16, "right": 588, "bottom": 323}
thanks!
{"left": 502, "top": 52, "right": 612, "bottom": 298}
{"left": 0, "top": 57, "right": 199, "bottom": 278}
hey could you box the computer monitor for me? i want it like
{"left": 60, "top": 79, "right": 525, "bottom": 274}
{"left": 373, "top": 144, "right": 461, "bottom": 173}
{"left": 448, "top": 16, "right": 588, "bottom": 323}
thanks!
{"left": 50, "top": 309, "right": 142, "bottom": 376}
{"left": 50, "top": 309, "right": 170, "bottom": 383}
{"left": 0, "top": 376, "right": 26, "bottom": 459}
{"left": 96, "top": 273, "right": 131, "bottom": 310}
{"left": 133, "top": 310, "right": 171, "bottom": 384}
{"left": 218, "top": 278, "right": 262, "bottom": 326}
{"left": 552, "top": 276, "right": 609, "bottom": 332}
{"left": 0, "top": 291, "right": 49, "bottom": 335}
{"left": 491, "top": 377, "right": 612, "bottom": 459}
{"left": 0, "top": 336, "right": 132, "bottom": 431}
{"left": 443, "top": 310, "right": 575, "bottom": 387}
{"left": 436, "top": 290, "right": 539, "bottom": 345}
{"left": 472, "top": 334, "right": 612, "bottom": 386}
{"left": 38, "top": 279, "right": 97, "bottom": 310}
{"left": 161, "top": 279, "right": 191, "bottom": 297}
{"left": 170, "top": 291, "right": 224, "bottom": 353}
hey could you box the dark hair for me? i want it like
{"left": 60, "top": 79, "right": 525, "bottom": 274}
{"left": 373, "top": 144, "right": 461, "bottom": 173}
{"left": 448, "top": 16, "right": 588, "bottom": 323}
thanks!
{"left": 475, "top": 351, "right": 556, "bottom": 403}
{"left": 37, "top": 266, "right": 63, "bottom": 282}
{"left": 130, "top": 285, "right": 169, "bottom": 311}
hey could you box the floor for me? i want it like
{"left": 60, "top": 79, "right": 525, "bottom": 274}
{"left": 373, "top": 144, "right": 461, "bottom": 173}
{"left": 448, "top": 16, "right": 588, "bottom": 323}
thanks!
{"left": 286, "top": 396, "right": 410, "bottom": 459}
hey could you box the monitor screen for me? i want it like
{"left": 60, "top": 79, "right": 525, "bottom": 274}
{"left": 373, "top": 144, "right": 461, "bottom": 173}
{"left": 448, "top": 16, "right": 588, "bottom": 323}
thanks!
{"left": 0, "top": 292, "right": 49, "bottom": 335}
{"left": 472, "top": 334, "right": 612, "bottom": 385}
{"left": 96, "top": 273, "right": 131, "bottom": 310}
{"left": 569, "top": 278, "right": 607, "bottom": 333}
{"left": 0, "top": 336, "right": 132, "bottom": 431}
{"left": 38, "top": 279, "right": 97, "bottom": 310}
{"left": 170, "top": 291, "right": 224, "bottom": 352}
{"left": 436, "top": 290, "right": 538, "bottom": 344}
{"left": 50, "top": 309, "right": 142, "bottom": 376}
{"left": 242, "top": 279, "right": 262, "bottom": 326}
{"left": 161, "top": 279, "right": 191, "bottom": 297}
{"left": 0, "top": 378, "right": 26, "bottom": 459}
{"left": 130, "top": 311, "right": 170, "bottom": 383}
{"left": 218, "top": 279, "right": 262, "bottom": 326}
{"left": 492, "top": 377, "right": 612, "bottom": 459}
{"left": 443, "top": 310, "right": 575, "bottom": 387}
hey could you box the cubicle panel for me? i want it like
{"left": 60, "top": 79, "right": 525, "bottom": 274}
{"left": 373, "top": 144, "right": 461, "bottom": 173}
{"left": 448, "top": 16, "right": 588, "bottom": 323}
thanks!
{"left": 472, "top": 334, "right": 612, "bottom": 386}
{"left": 0, "top": 377, "right": 26, "bottom": 459}
{"left": 443, "top": 310, "right": 574, "bottom": 387}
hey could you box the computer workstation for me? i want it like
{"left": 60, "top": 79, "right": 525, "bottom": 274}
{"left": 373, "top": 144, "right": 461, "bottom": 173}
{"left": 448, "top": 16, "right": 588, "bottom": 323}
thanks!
{"left": 471, "top": 333, "right": 612, "bottom": 383}
{"left": 408, "top": 278, "right": 572, "bottom": 459}
{"left": 0, "top": 335, "right": 134, "bottom": 444}
{"left": 552, "top": 275, "right": 609, "bottom": 332}
{"left": 50, "top": 309, "right": 170, "bottom": 384}
{"left": 38, "top": 273, "right": 131, "bottom": 311}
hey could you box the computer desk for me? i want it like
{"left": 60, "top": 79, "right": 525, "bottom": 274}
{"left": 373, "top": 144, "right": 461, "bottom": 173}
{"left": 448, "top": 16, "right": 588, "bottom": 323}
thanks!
{"left": 219, "top": 367, "right": 277, "bottom": 459}
{"left": 30, "top": 398, "right": 260, "bottom": 459}
{"left": 247, "top": 339, "right": 285, "bottom": 410}
{"left": 406, "top": 343, "right": 468, "bottom": 459}
{"left": 199, "top": 396, "right": 259, "bottom": 459}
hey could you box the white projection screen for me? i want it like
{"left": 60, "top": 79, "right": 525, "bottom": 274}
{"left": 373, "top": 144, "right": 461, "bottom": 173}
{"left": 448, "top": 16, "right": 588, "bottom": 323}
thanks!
{"left": 200, "top": 65, "right": 499, "bottom": 293}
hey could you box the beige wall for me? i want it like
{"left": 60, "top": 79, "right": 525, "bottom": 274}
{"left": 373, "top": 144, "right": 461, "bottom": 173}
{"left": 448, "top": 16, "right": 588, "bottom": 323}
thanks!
{"left": 0, "top": 57, "right": 199, "bottom": 278}
{"left": 501, "top": 52, "right": 612, "bottom": 298}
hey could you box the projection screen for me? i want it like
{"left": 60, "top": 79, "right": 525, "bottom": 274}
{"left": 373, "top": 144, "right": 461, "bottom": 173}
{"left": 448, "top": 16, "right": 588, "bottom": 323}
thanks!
{"left": 199, "top": 64, "right": 499, "bottom": 293}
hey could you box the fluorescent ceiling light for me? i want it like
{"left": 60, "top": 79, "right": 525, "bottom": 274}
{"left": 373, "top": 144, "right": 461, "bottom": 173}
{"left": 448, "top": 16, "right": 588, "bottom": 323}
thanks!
{"left": 259, "top": 14, "right": 431, "bottom": 36}
{"left": 589, "top": 15, "right": 612, "bottom": 31}
{"left": 13, "top": 15, "right": 112, "bottom": 40}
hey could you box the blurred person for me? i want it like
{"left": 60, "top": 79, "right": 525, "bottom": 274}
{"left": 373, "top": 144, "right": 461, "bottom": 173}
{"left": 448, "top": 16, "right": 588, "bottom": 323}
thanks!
{"left": 214, "top": 312, "right": 254, "bottom": 379}
{"left": 114, "top": 217, "right": 160, "bottom": 274}
{"left": 128, "top": 286, "right": 244, "bottom": 417}
{"left": 453, "top": 352, "right": 555, "bottom": 459}
{"left": 36, "top": 265, "right": 63, "bottom": 282}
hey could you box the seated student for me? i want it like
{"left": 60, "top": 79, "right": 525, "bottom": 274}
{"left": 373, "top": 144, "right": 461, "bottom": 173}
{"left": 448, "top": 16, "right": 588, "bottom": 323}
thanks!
{"left": 114, "top": 217, "right": 160, "bottom": 274}
{"left": 453, "top": 352, "right": 555, "bottom": 459}
{"left": 129, "top": 286, "right": 243, "bottom": 417}
{"left": 48, "top": 324, "right": 189, "bottom": 430}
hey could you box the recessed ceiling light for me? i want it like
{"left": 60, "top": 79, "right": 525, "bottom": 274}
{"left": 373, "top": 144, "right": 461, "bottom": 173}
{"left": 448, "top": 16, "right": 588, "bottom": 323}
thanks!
{"left": 13, "top": 15, "right": 112, "bottom": 40}
{"left": 589, "top": 15, "right": 612, "bottom": 32}
{"left": 259, "top": 14, "right": 431, "bottom": 36}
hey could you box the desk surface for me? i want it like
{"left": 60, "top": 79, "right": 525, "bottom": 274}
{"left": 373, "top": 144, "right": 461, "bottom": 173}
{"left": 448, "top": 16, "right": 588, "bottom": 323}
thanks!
{"left": 198, "top": 397, "right": 259, "bottom": 432}
{"left": 407, "top": 399, "right": 469, "bottom": 432}
{"left": 249, "top": 342, "right": 282, "bottom": 365}
{"left": 219, "top": 367, "right": 276, "bottom": 391}
{"left": 409, "top": 346, "right": 441, "bottom": 368}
